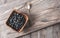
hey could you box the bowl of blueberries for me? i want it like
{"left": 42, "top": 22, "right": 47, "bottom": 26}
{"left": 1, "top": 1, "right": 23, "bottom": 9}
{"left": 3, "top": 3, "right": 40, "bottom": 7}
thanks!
{"left": 6, "top": 10, "right": 29, "bottom": 32}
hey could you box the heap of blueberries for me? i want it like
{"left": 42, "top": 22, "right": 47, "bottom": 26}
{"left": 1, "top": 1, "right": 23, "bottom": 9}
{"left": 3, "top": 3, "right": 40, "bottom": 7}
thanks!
{"left": 6, "top": 11, "right": 26, "bottom": 31}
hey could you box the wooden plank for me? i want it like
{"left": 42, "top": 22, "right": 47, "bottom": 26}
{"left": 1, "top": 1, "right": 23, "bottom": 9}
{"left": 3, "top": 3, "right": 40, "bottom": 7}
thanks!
{"left": 17, "top": 22, "right": 60, "bottom": 38}
{"left": 22, "top": 35, "right": 31, "bottom": 38}
{"left": 31, "top": 32, "right": 38, "bottom": 38}
{"left": 1, "top": 0, "right": 60, "bottom": 38}
{"left": 17, "top": 34, "right": 31, "bottom": 38}
{"left": 52, "top": 23, "right": 60, "bottom": 38}
{"left": 58, "top": 24, "right": 60, "bottom": 38}
{"left": 38, "top": 31, "right": 41, "bottom": 38}
{"left": 40, "top": 29, "right": 47, "bottom": 38}
{"left": 16, "top": 36, "right": 23, "bottom": 38}
{"left": 45, "top": 27, "right": 53, "bottom": 38}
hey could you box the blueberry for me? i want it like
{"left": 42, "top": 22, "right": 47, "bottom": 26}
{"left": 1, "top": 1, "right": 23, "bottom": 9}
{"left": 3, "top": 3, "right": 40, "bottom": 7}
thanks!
{"left": 7, "top": 11, "right": 26, "bottom": 31}
{"left": 14, "top": 24, "right": 19, "bottom": 29}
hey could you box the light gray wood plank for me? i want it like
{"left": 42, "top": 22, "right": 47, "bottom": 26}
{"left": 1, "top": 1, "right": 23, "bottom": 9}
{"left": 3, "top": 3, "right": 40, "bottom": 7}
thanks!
{"left": 38, "top": 31, "right": 41, "bottom": 38}
{"left": 52, "top": 23, "right": 60, "bottom": 38}
{"left": 58, "top": 24, "right": 60, "bottom": 38}
{"left": 40, "top": 29, "right": 47, "bottom": 38}
{"left": 31, "top": 32, "right": 38, "bottom": 38}
{"left": 16, "top": 36, "right": 23, "bottom": 38}
{"left": 22, "top": 35, "right": 31, "bottom": 38}
{"left": 45, "top": 27, "right": 53, "bottom": 38}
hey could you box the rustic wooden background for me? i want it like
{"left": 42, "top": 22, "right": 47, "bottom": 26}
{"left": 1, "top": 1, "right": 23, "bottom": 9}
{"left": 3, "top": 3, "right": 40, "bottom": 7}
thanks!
{"left": 0, "top": 0, "right": 60, "bottom": 38}
{"left": 17, "top": 22, "right": 60, "bottom": 38}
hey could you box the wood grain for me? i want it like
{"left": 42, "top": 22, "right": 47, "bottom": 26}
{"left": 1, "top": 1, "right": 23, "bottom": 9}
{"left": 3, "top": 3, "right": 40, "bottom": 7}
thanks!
{"left": 18, "top": 22, "right": 60, "bottom": 38}
{"left": 0, "top": 0, "right": 60, "bottom": 38}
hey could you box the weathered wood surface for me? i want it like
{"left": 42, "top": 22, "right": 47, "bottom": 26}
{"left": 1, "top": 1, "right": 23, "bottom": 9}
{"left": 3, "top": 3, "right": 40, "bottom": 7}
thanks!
{"left": 0, "top": 0, "right": 60, "bottom": 38}
{"left": 17, "top": 23, "right": 60, "bottom": 38}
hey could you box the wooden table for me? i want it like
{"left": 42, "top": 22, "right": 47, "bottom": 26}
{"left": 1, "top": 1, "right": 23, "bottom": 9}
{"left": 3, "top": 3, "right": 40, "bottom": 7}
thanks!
{"left": 0, "top": 0, "right": 60, "bottom": 38}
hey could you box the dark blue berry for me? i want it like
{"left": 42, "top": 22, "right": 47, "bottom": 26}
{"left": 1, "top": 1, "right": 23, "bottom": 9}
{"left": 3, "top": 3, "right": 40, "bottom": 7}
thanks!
{"left": 6, "top": 11, "right": 26, "bottom": 31}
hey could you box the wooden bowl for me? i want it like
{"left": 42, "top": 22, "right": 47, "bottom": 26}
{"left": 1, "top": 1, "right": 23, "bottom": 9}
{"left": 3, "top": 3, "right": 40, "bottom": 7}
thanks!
{"left": 6, "top": 9, "right": 29, "bottom": 32}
